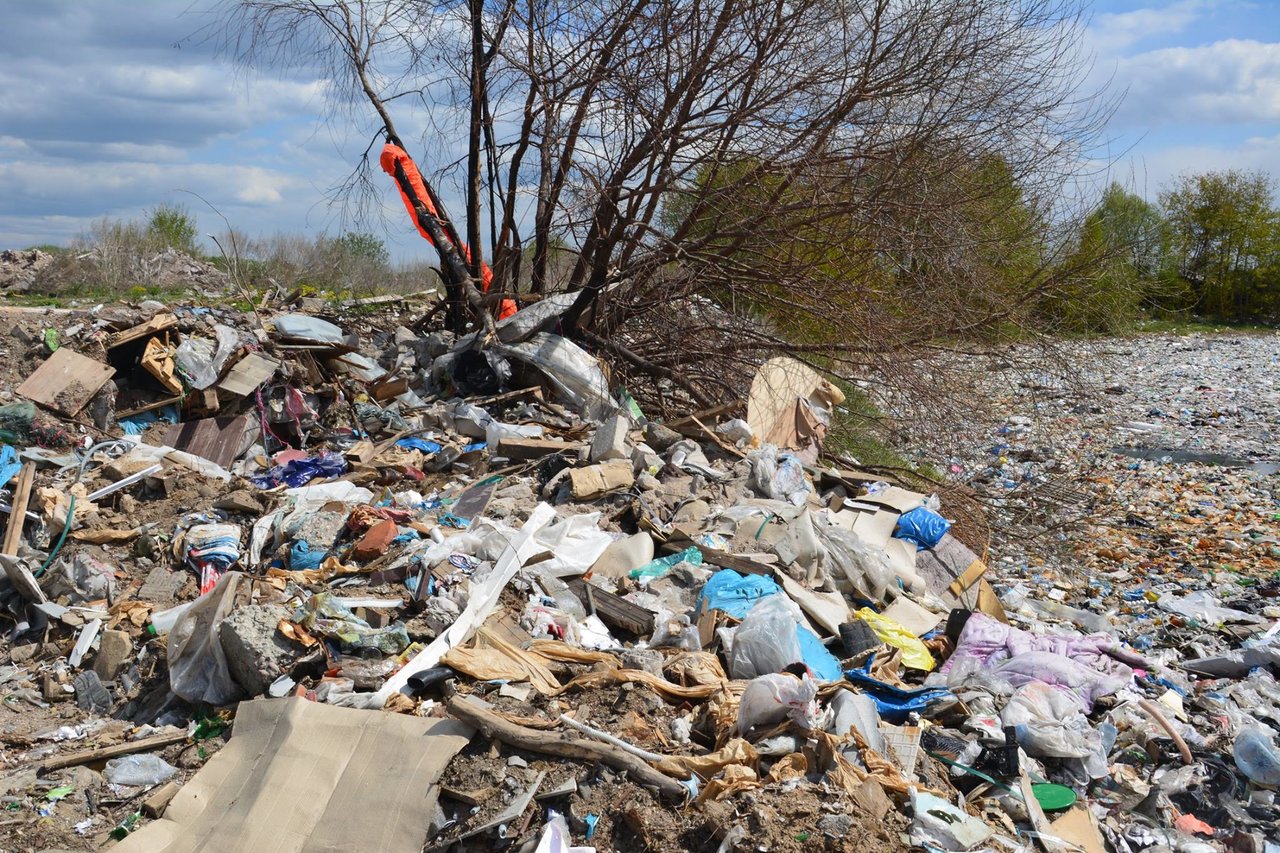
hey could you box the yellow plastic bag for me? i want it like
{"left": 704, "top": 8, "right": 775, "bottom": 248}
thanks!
{"left": 855, "top": 607, "right": 936, "bottom": 671}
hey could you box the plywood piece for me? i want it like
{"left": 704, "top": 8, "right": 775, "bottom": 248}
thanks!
{"left": 107, "top": 313, "right": 178, "bottom": 349}
{"left": 160, "top": 415, "right": 256, "bottom": 470}
{"left": 17, "top": 348, "right": 115, "bottom": 416}
{"left": 217, "top": 352, "right": 281, "bottom": 397}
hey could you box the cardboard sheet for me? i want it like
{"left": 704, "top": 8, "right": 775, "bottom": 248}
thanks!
{"left": 115, "top": 697, "right": 472, "bottom": 853}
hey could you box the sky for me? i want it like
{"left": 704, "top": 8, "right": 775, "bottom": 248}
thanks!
{"left": 1, "top": 0, "right": 1278, "bottom": 261}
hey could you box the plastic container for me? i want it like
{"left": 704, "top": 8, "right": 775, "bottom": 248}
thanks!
{"left": 148, "top": 600, "right": 195, "bottom": 636}
{"left": 1234, "top": 724, "right": 1280, "bottom": 786}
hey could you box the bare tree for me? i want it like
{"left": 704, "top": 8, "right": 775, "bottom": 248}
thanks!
{"left": 222, "top": 0, "right": 1113, "bottom": 417}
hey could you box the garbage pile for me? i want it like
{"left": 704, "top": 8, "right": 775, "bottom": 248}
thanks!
{"left": 1, "top": 301, "right": 1278, "bottom": 852}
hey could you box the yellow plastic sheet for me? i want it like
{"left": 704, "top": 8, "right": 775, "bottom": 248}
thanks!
{"left": 855, "top": 607, "right": 936, "bottom": 671}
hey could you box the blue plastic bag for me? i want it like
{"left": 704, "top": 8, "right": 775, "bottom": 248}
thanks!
{"left": 844, "top": 660, "right": 954, "bottom": 722}
{"left": 252, "top": 452, "right": 348, "bottom": 489}
{"left": 893, "top": 506, "right": 951, "bottom": 550}
{"left": 697, "top": 570, "right": 780, "bottom": 619}
{"left": 290, "top": 540, "right": 325, "bottom": 570}
{"left": 0, "top": 445, "right": 19, "bottom": 488}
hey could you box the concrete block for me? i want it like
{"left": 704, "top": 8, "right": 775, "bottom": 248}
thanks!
{"left": 92, "top": 629, "right": 132, "bottom": 682}
{"left": 590, "top": 414, "right": 631, "bottom": 463}
{"left": 218, "top": 604, "right": 300, "bottom": 697}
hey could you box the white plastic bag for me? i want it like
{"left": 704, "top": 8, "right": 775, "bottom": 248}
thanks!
{"left": 174, "top": 324, "right": 240, "bottom": 390}
{"left": 729, "top": 593, "right": 805, "bottom": 680}
{"left": 811, "top": 519, "right": 894, "bottom": 602}
{"left": 1000, "top": 681, "right": 1108, "bottom": 777}
{"left": 498, "top": 333, "right": 618, "bottom": 421}
{"left": 104, "top": 753, "right": 177, "bottom": 788}
{"left": 738, "top": 672, "right": 819, "bottom": 735}
{"left": 748, "top": 445, "right": 810, "bottom": 506}
{"left": 167, "top": 571, "right": 245, "bottom": 705}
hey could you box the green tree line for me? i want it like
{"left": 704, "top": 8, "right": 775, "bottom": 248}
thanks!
{"left": 1051, "top": 170, "right": 1280, "bottom": 330}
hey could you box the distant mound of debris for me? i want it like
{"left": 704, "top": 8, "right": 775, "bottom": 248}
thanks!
{"left": 79, "top": 246, "right": 231, "bottom": 292}
{"left": 0, "top": 248, "right": 55, "bottom": 293}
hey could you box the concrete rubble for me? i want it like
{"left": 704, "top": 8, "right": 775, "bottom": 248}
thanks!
{"left": 0, "top": 296, "right": 1278, "bottom": 852}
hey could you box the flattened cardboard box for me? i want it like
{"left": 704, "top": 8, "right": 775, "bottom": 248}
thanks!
{"left": 115, "top": 697, "right": 472, "bottom": 853}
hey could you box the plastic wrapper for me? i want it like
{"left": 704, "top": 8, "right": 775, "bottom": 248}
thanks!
{"left": 104, "top": 754, "right": 178, "bottom": 788}
{"left": 1000, "top": 681, "right": 1109, "bottom": 777}
{"left": 827, "top": 690, "right": 886, "bottom": 754}
{"left": 529, "top": 512, "right": 613, "bottom": 578}
{"left": 272, "top": 313, "right": 345, "bottom": 343}
{"left": 729, "top": 593, "right": 806, "bottom": 680}
{"left": 854, "top": 607, "right": 935, "bottom": 671}
{"left": 1158, "top": 590, "right": 1265, "bottom": 625}
{"left": 845, "top": 664, "right": 955, "bottom": 723}
{"left": 748, "top": 444, "right": 811, "bottom": 506}
{"left": 251, "top": 451, "right": 348, "bottom": 489}
{"left": 497, "top": 333, "right": 618, "bottom": 421}
{"left": 728, "top": 593, "right": 842, "bottom": 681}
{"left": 167, "top": 571, "right": 245, "bottom": 705}
{"left": 737, "top": 672, "right": 819, "bottom": 735}
{"left": 629, "top": 545, "right": 703, "bottom": 582}
{"left": 174, "top": 324, "right": 240, "bottom": 390}
{"left": 893, "top": 506, "right": 951, "bottom": 550}
{"left": 0, "top": 443, "right": 19, "bottom": 487}
{"left": 811, "top": 519, "right": 894, "bottom": 602}
{"left": 295, "top": 592, "right": 410, "bottom": 654}
{"left": 697, "top": 570, "right": 781, "bottom": 619}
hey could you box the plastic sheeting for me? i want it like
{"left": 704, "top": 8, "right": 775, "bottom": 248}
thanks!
{"left": 497, "top": 333, "right": 617, "bottom": 421}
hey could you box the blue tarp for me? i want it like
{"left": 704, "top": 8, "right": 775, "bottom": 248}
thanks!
{"left": 894, "top": 506, "right": 951, "bottom": 550}
{"left": 844, "top": 659, "right": 954, "bottom": 722}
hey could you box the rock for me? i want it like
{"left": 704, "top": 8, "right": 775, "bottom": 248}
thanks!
{"left": 619, "top": 648, "right": 664, "bottom": 676}
{"left": 10, "top": 644, "right": 38, "bottom": 664}
{"left": 643, "top": 421, "right": 682, "bottom": 452}
{"left": 138, "top": 565, "right": 185, "bottom": 603}
{"left": 817, "top": 813, "right": 854, "bottom": 838}
{"left": 218, "top": 604, "right": 301, "bottom": 697}
{"left": 394, "top": 325, "right": 418, "bottom": 345}
{"left": 213, "top": 489, "right": 265, "bottom": 514}
{"left": 507, "top": 755, "right": 529, "bottom": 768}
{"left": 425, "top": 331, "right": 455, "bottom": 358}
{"left": 636, "top": 473, "right": 661, "bottom": 492}
{"left": 590, "top": 414, "right": 631, "bottom": 463}
{"left": 92, "top": 630, "right": 132, "bottom": 682}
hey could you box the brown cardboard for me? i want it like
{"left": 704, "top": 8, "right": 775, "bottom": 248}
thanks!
{"left": 114, "top": 697, "right": 472, "bottom": 853}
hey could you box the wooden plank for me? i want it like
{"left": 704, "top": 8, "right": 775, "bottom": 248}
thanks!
{"left": 2, "top": 463, "right": 36, "bottom": 556}
{"left": 665, "top": 402, "right": 743, "bottom": 435}
{"left": 106, "top": 313, "right": 177, "bottom": 349}
{"left": 660, "top": 540, "right": 776, "bottom": 576}
{"left": 16, "top": 348, "right": 116, "bottom": 416}
{"left": 495, "top": 437, "right": 584, "bottom": 462}
{"left": 160, "top": 414, "right": 256, "bottom": 470}
{"left": 217, "top": 352, "right": 281, "bottom": 397}
{"left": 37, "top": 730, "right": 188, "bottom": 773}
{"left": 116, "top": 395, "right": 182, "bottom": 419}
{"left": 142, "top": 781, "right": 181, "bottom": 818}
{"left": 371, "top": 377, "right": 409, "bottom": 401}
{"left": 566, "top": 579, "right": 654, "bottom": 636}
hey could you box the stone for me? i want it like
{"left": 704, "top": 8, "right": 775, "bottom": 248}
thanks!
{"left": 590, "top": 414, "right": 631, "bottom": 463}
{"left": 10, "top": 644, "right": 38, "bottom": 664}
{"left": 218, "top": 604, "right": 301, "bottom": 697}
{"left": 92, "top": 629, "right": 132, "bottom": 682}
{"left": 394, "top": 325, "right": 418, "bottom": 345}
{"left": 643, "top": 421, "right": 682, "bottom": 452}
{"left": 636, "top": 473, "right": 661, "bottom": 492}
{"left": 817, "top": 813, "right": 854, "bottom": 838}
{"left": 619, "top": 648, "right": 664, "bottom": 677}
{"left": 506, "top": 755, "right": 529, "bottom": 768}
{"left": 631, "top": 444, "right": 662, "bottom": 475}
{"left": 138, "top": 565, "right": 185, "bottom": 603}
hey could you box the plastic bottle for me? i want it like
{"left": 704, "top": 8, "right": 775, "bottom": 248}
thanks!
{"left": 1233, "top": 724, "right": 1280, "bottom": 786}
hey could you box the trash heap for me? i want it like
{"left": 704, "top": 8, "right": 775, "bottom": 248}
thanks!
{"left": 1, "top": 302, "right": 1279, "bottom": 853}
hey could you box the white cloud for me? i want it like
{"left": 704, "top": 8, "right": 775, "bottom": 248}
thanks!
{"left": 1109, "top": 38, "right": 1280, "bottom": 126}
{"left": 1087, "top": 0, "right": 1208, "bottom": 56}
{"left": 1126, "top": 132, "right": 1280, "bottom": 193}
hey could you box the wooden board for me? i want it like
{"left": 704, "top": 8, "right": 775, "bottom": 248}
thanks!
{"left": 217, "top": 352, "right": 281, "bottom": 397}
{"left": 160, "top": 414, "right": 256, "bottom": 470}
{"left": 567, "top": 579, "right": 654, "bottom": 636}
{"left": 106, "top": 313, "right": 178, "bottom": 349}
{"left": 17, "top": 348, "right": 116, "bottom": 416}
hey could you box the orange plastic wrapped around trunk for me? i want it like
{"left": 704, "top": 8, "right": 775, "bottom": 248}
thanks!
{"left": 379, "top": 143, "right": 516, "bottom": 319}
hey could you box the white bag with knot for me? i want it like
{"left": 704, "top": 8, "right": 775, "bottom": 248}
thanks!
{"left": 729, "top": 593, "right": 805, "bottom": 680}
